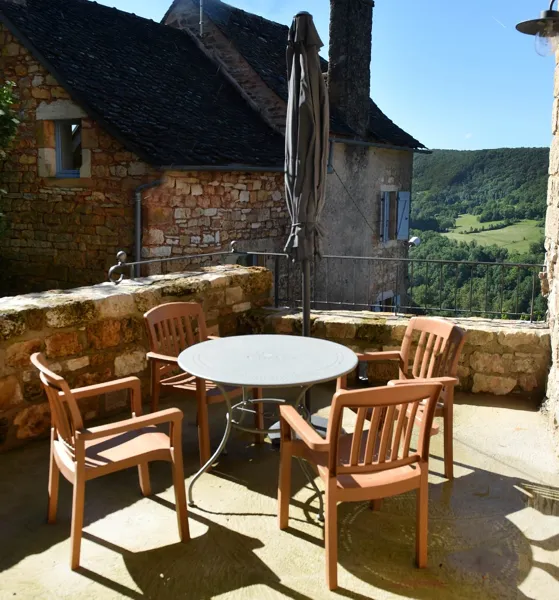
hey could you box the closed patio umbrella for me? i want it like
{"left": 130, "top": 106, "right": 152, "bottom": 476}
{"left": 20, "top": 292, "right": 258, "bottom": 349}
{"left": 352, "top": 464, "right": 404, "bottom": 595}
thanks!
{"left": 284, "top": 11, "right": 330, "bottom": 338}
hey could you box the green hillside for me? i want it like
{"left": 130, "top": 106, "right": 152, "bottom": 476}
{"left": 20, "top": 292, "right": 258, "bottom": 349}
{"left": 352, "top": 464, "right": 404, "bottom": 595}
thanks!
{"left": 443, "top": 215, "right": 542, "bottom": 254}
{"left": 407, "top": 148, "right": 548, "bottom": 319}
{"left": 412, "top": 148, "right": 549, "bottom": 231}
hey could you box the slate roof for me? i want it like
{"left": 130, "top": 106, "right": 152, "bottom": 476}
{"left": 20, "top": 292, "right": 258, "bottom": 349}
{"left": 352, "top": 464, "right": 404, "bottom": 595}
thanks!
{"left": 0, "top": 0, "right": 285, "bottom": 167}
{"left": 183, "top": 0, "right": 424, "bottom": 149}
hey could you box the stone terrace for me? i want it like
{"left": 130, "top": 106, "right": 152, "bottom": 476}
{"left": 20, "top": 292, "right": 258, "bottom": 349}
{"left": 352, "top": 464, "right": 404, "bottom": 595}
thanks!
{"left": 0, "top": 267, "right": 558, "bottom": 598}
{"left": 0, "top": 384, "right": 558, "bottom": 599}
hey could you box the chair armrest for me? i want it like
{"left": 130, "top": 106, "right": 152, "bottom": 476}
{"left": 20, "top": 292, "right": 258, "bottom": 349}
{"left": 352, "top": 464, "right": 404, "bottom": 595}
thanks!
{"left": 356, "top": 350, "right": 403, "bottom": 362}
{"left": 388, "top": 376, "right": 458, "bottom": 387}
{"left": 78, "top": 408, "right": 183, "bottom": 441}
{"left": 279, "top": 406, "right": 329, "bottom": 451}
{"left": 70, "top": 376, "right": 141, "bottom": 401}
{"left": 70, "top": 376, "right": 142, "bottom": 416}
{"left": 146, "top": 351, "right": 178, "bottom": 364}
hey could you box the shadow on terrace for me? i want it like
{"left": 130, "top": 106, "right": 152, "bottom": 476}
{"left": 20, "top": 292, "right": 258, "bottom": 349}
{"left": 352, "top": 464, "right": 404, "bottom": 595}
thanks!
{"left": 1, "top": 382, "right": 558, "bottom": 600}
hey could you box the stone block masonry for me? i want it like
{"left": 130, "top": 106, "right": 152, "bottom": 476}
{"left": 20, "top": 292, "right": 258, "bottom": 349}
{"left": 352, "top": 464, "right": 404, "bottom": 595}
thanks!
{"left": 243, "top": 310, "right": 551, "bottom": 398}
{"left": 0, "top": 24, "right": 289, "bottom": 295}
{"left": 0, "top": 24, "right": 159, "bottom": 293}
{"left": 0, "top": 266, "right": 272, "bottom": 451}
{"left": 544, "top": 53, "right": 559, "bottom": 450}
{"left": 141, "top": 170, "right": 288, "bottom": 274}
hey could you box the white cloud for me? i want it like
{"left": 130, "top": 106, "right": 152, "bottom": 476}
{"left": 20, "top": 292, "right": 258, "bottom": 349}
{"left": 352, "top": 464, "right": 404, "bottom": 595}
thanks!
{"left": 465, "top": 133, "right": 473, "bottom": 139}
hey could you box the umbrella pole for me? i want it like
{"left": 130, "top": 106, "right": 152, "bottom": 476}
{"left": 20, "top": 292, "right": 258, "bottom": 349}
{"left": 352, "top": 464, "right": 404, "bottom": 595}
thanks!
{"left": 302, "top": 258, "right": 312, "bottom": 412}
{"left": 302, "top": 258, "right": 311, "bottom": 337}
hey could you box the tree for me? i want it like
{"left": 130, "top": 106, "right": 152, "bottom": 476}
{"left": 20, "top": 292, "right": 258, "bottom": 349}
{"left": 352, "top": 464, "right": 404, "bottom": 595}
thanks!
{"left": 0, "top": 81, "right": 18, "bottom": 158}
{"left": 0, "top": 81, "right": 19, "bottom": 237}
{"left": 0, "top": 81, "right": 19, "bottom": 260}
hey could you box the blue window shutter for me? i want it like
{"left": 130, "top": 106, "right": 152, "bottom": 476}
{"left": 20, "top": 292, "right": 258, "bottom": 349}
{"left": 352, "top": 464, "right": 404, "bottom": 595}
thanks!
{"left": 381, "top": 192, "right": 390, "bottom": 243}
{"left": 397, "top": 191, "right": 410, "bottom": 240}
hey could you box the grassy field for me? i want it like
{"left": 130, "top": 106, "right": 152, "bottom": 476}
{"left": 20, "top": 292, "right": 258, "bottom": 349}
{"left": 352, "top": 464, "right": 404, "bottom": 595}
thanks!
{"left": 443, "top": 214, "right": 543, "bottom": 254}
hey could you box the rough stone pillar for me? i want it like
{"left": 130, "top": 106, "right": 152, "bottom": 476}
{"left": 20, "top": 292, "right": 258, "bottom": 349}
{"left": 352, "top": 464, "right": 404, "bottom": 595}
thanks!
{"left": 545, "top": 57, "right": 559, "bottom": 433}
{"left": 328, "top": 0, "right": 374, "bottom": 137}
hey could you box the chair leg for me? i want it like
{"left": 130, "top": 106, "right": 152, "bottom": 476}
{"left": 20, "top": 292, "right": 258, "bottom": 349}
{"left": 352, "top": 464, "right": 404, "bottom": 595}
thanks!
{"left": 70, "top": 476, "right": 85, "bottom": 570}
{"left": 196, "top": 383, "right": 211, "bottom": 467}
{"left": 416, "top": 473, "right": 428, "bottom": 568}
{"left": 138, "top": 463, "right": 151, "bottom": 497}
{"left": 443, "top": 405, "right": 454, "bottom": 479}
{"left": 171, "top": 450, "right": 190, "bottom": 542}
{"left": 47, "top": 432, "right": 60, "bottom": 524}
{"left": 278, "top": 442, "right": 292, "bottom": 530}
{"left": 253, "top": 387, "right": 264, "bottom": 444}
{"left": 325, "top": 483, "right": 338, "bottom": 591}
{"left": 369, "top": 498, "right": 383, "bottom": 511}
{"left": 150, "top": 361, "right": 160, "bottom": 413}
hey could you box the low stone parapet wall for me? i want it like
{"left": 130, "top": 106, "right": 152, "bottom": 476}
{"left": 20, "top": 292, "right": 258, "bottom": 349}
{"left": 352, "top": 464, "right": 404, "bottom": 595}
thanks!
{"left": 241, "top": 309, "right": 551, "bottom": 398}
{"left": 0, "top": 266, "right": 271, "bottom": 451}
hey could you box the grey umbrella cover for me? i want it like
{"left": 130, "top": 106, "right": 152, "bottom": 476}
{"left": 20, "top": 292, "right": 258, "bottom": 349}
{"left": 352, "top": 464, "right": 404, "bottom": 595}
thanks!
{"left": 284, "top": 12, "right": 330, "bottom": 262}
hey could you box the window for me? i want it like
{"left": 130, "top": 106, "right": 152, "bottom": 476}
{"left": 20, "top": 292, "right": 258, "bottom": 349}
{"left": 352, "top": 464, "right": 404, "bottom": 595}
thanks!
{"left": 55, "top": 120, "right": 82, "bottom": 178}
{"left": 380, "top": 191, "right": 410, "bottom": 243}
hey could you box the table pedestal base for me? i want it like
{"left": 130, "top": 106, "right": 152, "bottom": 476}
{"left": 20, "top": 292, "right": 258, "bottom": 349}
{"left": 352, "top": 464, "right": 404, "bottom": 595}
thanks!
{"left": 187, "top": 383, "right": 313, "bottom": 507}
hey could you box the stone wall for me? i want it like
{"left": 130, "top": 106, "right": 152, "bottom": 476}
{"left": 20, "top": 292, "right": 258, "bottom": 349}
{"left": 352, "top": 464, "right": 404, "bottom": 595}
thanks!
{"left": 321, "top": 143, "right": 414, "bottom": 304}
{"left": 543, "top": 54, "right": 559, "bottom": 440}
{"left": 0, "top": 266, "right": 271, "bottom": 451}
{"left": 0, "top": 24, "right": 289, "bottom": 295}
{"left": 244, "top": 309, "right": 551, "bottom": 398}
{"left": 0, "top": 24, "right": 158, "bottom": 293}
{"left": 142, "top": 170, "right": 288, "bottom": 273}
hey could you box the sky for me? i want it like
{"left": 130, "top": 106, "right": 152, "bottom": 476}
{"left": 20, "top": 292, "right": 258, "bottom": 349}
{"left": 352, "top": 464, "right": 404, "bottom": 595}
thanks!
{"left": 98, "top": 0, "right": 556, "bottom": 151}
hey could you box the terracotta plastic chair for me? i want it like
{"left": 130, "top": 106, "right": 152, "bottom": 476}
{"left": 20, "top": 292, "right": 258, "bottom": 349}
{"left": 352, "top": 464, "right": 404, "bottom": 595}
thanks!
{"left": 338, "top": 317, "right": 465, "bottom": 479}
{"left": 30, "top": 352, "right": 189, "bottom": 570}
{"left": 144, "top": 302, "right": 263, "bottom": 466}
{"left": 278, "top": 382, "right": 442, "bottom": 590}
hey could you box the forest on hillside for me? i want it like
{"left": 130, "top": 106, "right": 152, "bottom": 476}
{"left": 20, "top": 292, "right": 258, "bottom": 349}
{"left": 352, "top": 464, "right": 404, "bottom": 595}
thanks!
{"left": 407, "top": 148, "right": 548, "bottom": 320}
{"left": 412, "top": 148, "right": 548, "bottom": 231}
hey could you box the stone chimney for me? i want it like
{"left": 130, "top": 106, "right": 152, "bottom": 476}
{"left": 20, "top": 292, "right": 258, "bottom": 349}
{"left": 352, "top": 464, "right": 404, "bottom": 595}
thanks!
{"left": 328, "top": 0, "right": 373, "bottom": 137}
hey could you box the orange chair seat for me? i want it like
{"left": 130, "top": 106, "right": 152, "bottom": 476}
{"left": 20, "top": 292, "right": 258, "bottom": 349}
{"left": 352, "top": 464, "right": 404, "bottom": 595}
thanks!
{"left": 83, "top": 427, "right": 171, "bottom": 468}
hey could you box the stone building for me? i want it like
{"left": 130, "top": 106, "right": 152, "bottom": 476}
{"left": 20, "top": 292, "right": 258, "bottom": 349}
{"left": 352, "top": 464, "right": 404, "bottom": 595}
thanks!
{"left": 0, "top": 0, "right": 286, "bottom": 294}
{"left": 544, "top": 53, "right": 559, "bottom": 439}
{"left": 0, "top": 0, "right": 424, "bottom": 304}
{"left": 164, "top": 0, "right": 425, "bottom": 307}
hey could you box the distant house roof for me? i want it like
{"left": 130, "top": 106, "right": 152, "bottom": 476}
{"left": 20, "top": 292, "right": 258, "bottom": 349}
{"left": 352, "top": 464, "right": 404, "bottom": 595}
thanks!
{"left": 0, "top": 0, "right": 285, "bottom": 168}
{"left": 169, "top": 0, "right": 424, "bottom": 149}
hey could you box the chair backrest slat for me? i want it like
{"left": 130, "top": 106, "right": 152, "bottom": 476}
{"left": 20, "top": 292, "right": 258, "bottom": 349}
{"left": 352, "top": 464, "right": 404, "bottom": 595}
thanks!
{"left": 402, "top": 400, "right": 420, "bottom": 457}
{"left": 144, "top": 302, "right": 208, "bottom": 359}
{"left": 364, "top": 406, "right": 383, "bottom": 463}
{"left": 391, "top": 402, "right": 409, "bottom": 460}
{"left": 349, "top": 407, "right": 367, "bottom": 466}
{"left": 411, "top": 331, "right": 427, "bottom": 377}
{"left": 377, "top": 405, "right": 395, "bottom": 463}
{"left": 31, "top": 353, "right": 83, "bottom": 452}
{"left": 327, "top": 383, "right": 442, "bottom": 476}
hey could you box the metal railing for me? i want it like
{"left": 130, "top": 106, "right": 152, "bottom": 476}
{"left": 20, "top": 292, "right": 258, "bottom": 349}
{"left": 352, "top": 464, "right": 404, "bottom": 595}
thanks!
{"left": 108, "top": 245, "right": 546, "bottom": 322}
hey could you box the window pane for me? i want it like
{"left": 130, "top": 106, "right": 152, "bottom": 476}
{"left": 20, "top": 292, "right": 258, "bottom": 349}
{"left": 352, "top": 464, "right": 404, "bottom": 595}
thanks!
{"left": 388, "top": 192, "right": 398, "bottom": 240}
{"left": 56, "top": 120, "right": 82, "bottom": 173}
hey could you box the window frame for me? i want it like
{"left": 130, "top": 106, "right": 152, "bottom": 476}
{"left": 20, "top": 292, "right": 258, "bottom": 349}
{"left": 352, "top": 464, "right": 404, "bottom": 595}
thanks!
{"left": 54, "top": 119, "right": 82, "bottom": 178}
{"left": 381, "top": 190, "right": 411, "bottom": 243}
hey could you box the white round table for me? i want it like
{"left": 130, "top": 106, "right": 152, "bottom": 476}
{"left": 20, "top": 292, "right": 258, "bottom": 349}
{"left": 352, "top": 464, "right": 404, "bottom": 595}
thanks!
{"left": 178, "top": 335, "right": 358, "bottom": 506}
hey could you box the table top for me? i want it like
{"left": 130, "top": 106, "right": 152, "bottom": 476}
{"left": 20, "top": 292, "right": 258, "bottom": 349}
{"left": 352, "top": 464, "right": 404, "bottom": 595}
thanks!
{"left": 177, "top": 334, "right": 358, "bottom": 388}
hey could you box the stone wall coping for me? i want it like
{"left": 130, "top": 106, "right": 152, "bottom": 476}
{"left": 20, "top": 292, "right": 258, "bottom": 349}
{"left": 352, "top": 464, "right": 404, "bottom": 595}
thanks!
{"left": 263, "top": 308, "right": 550, "bottom": 335}
{"left": 0, "top": 265, "right": 262, "bottom": 309}
{"left": 246, "top": 308, "right": 551, "bottom": 397}
{"left": 0, "top": 265, "right": 269, "bottom": 340}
